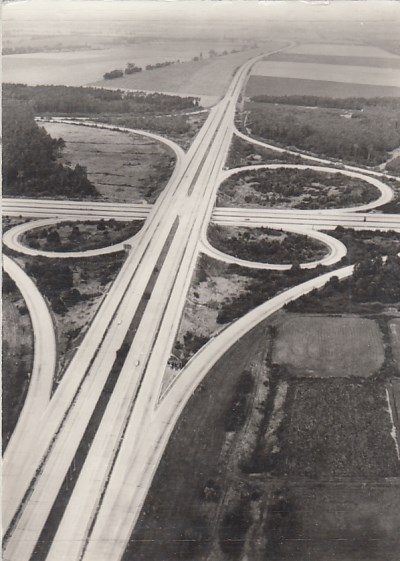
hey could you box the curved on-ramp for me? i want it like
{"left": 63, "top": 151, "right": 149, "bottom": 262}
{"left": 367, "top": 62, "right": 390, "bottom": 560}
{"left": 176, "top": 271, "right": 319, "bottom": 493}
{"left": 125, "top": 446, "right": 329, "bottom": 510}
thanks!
{"left": 3, "top": 218, "right": 144, "bottom": 259}
{"left": 3, "top": 255, "right": 56, "bottom": 459}
{"left": 39, "top": 118, "right": 185, "bottom": 163}
{"left": 200, "top": 223, "right": 347, "bottom": 270}
{"left": 219, "top": 163, "right": 394, "bottom": 213}
{"left": 234, "top": 128, "right": 400, "bottom": 183}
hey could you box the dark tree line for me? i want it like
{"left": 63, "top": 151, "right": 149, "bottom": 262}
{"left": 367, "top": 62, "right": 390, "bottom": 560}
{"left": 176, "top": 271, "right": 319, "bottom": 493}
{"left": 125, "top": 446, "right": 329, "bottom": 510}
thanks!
{"left": 2, "top": 100, "right": 97, "bottom": 198}
{"left": 287, "top": 254, "right": 400, "bottom": 314}
{"left": 3, "top": 83, "right": 200, "bottom": 115}
{"left": 246, "top": 99, "right": 400, "bottom": 166}
{"left": 251, "top": 94, "right": 400, "bottom": 111}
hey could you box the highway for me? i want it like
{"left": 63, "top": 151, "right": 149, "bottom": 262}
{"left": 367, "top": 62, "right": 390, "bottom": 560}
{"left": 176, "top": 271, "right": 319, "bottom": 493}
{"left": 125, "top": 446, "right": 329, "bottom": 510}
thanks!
{"left": 219, "top": 163, "right": 395, "bottom": 212}
{"left": 3, "top": 46, "right": 400, "bottom": 561}
{"left": 212, "top": 208, "right": 400, "bottom": 230}
{"left": 2, "top": 48, "right": 283, "bottom": 561}
{"left": 2, "top": 197, "right": 152, "bottom": 220}
{"left": 3, "top": 217, "right": 145, "bottom": 259}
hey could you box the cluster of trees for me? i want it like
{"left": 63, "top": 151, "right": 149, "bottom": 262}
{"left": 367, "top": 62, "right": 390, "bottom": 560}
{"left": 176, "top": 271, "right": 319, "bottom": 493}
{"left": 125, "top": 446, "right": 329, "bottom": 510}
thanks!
{"left": 226, "top": 136, "right": 300, "bottom": 168}
{"left": 174, "top": 331, "right": 209, "bottom": 366}
{"left": 251, "top": 94, "right": 400, "bottom": 111}
{"left": 145, "top": 60, "right": 178, "bottom": 71}
{"left": 220, "top": 167, "right": 376, "bottom": 209}
{"left": 2, "top": 100, "right": 97, "bottom": 198}
{"left": 208, "top": 225, "right": 326, "bottom": 265}
{"left": 246, "top": 99, "right": 400, "bottom": 166}
{"left": 287, "top": 254, "right": 400, "bottom": 314}
{"left": 216, "top": 265, "right": 317, "bottom": 325}
{"left": 351, "top": 255, "right": 400, "bottom": 303}
{"left": 104, "top": 60, "right": 181, "bottom": 79}
{"left": 224, "top": 371, "right": 254, "bottom": 432}
{"left": 331, "top": 227, "right": 400, "bottom": 265}
{"left": 124, "top": 62, "right": 142, "bottom": 74}
{"left": 103, "top": 69, "right": 124, "bottom": 80}
{"left": 218, "top": 499, "right": 252, "bottom": 558}
{"left": 4, "top": 83, "right": 200, "bottom": 115}
{"left": 24, "top": 219, "right": 143, "bottom": 252}
{"left": 25, "top": 258, "right": 77, "bottom": 314}
{"left": 109, "top": 113, "right": 192, "bottom": 140}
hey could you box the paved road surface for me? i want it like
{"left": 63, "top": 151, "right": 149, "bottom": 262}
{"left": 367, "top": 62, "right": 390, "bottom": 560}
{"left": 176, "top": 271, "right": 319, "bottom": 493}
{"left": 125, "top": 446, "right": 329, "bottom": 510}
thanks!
{"left": 200, "top": 224, "right": 348, "bottom": 270}
{"left": 3, "top": 48, "right": 400, "bottom": 561}
{"left": 3, "top": 256, "right": 56, "bottom": 476}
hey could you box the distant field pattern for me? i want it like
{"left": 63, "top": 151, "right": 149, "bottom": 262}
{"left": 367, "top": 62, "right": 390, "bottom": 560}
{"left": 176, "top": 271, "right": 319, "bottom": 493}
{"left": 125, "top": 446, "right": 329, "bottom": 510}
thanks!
{"left": 251, "top": 61, "right": 400, "bottom": 88}
{"left": 286, "top": 43, "right": 400, "bottom": 58}
{"left": 246, "top": 76, "right": 400, "bottom": 98}
{"left": 3, "top": 40, "right": 244, "bottom": 87}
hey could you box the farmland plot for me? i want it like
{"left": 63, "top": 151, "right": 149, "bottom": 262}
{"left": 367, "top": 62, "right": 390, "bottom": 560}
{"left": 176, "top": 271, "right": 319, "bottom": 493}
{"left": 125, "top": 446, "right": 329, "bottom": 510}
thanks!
{"left": 264, "top": 482, "right": 400, "bottom": 561}
{"left": 251, "top": 61, "right": 400, "bottom": 88}
{"left": 286, "top": 43, "right": 400, "bottom": 58}
{"left": 246, "top": 75, "right": 400, "bottom": 99}
{"left": 272, "top": 315, "right": 384, "bottom": 377}
{"left": 275, "top": 378, "right": 399, "bottom": 478}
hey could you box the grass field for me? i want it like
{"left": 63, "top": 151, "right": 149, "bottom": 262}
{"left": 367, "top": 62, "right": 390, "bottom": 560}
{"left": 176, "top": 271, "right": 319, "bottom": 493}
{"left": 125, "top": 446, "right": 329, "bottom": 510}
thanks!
{"left": 272, "top": 315, "right": 384, "bottom": 377}
{"left": 264, "top": 481, "right": 400, "bottom": 561}
{"left": 42, "top": 122, "right": 175, "bottom": 203}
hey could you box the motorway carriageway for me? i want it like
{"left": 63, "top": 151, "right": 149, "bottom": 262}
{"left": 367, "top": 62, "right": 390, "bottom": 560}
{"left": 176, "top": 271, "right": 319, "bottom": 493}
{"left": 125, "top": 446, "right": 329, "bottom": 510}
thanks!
{"left": 3, "top": 197, "right": 400, "bottom": 230}
{"left": 3, "top": 48, "right": 280, "bottom": 561}
{"left": 3, "top": 51, "right": 400, "bottom": 561}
